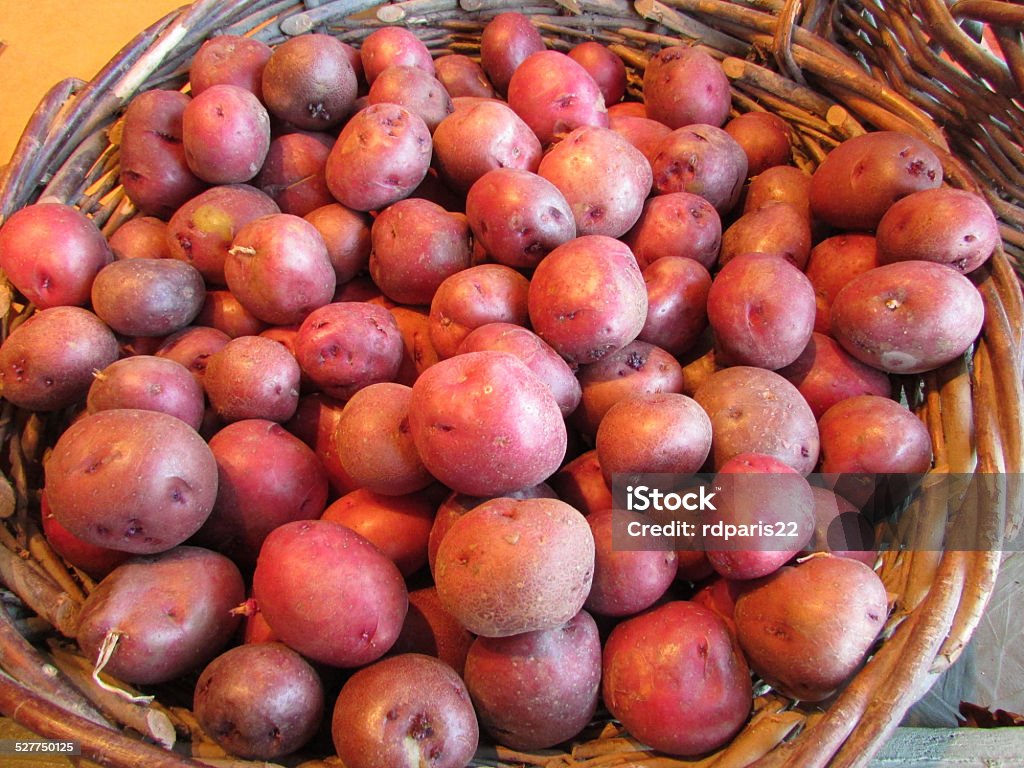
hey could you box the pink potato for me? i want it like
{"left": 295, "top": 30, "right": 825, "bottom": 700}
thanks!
{"left": 108, "top": 216, "right": 172, "bottom": 260}
{"left": 804, "top": 233, "right": 880, "bottom": 335}
{"left": 608, "top": 114, "right": 673, "bottom": 170}
{"left": 182, "top": 84, "right": 271, "bottom": 184}
{"left": 261, "top": 33, "right": 358, "bottom": 130}
{"left": 189, "top": 34, "right": 273, "bottom": 100}
{"left": 390, "top": 587, "right": 475, "bottom": 676}
{"left": 204, "top": 335, "right": 301, "bottom": 423}
{"left": 193, "top": 419, "right": 329, "bottom": 570}
{"left": 434, "top": 496, "right": 594, "bottom": 636}
{"left": 719, "top": 201, "right": 812, "bottom": 269}
{"left": 367, "top": 66, "right": 454, "bottom": 133}
{"left": 818, "top": 394, "right": 933, "bottom": 475}
{"left": 465, "top": 610, "right": 602, "bottom": 750}
{"left": 622, "top": 191, "right": 722, "bottom": 270}
{"left": 427, "top": 264, "right": 530, "bottom": 359}
{"left": 829, "top": 260, "right": 985, "bottom": 374}
{"left": 332, "top": 654, "right": 478, "bottom": 768}
{"left": 603, "top": 601, "right": 752, "bottom": 756}
{"left": 254, "top": 131, "right": 335, "bottom": 217}
{"left": 465, "top": 168, "right": 576, "bottom": 269}
{"left": 507, "top": 50, "right": 608, "bottom": 146}
{"left": 195, "top": 290, "right": 268, "bottom": 338}
{"left": 651, "top": 123, "right": 749, "bottom": 214}
{"left": 368, "top": 198, "right": 473, "bottom": 306}
{"left": 252, "top": 519, "right": 408, "bottom": 667}
{"left": 359, "top": 26, "right": 435, "bottom": 85}
{"left": 643, "top": 46, "right": 732, "bottom": 129}
{"left": 548, "top": 449, "right": 614, "bottom": 516}
{"left": 528, "top": 235, "right": 647, "bottom": 365}
{"left": 75, "top": 546, "right": 244, "bottom": 685}
{"left": 155, "top": 325, "right": 231, "bottom": 385}
{"left": 333, "top": 382, "right": 434, "bottom": 495}
{"left": 809, "top": 130, "right": 943, "bottom": 230}
{"left": 537, "top": 125, "right": 653, "bottom": 238}
{"left": 569, "top": 41, "right": 627, "bottom": 106}
{"left": 434, "top": 54, "right": 496, "bottom": 99}
{"left": 408, "top": 351, "right": 567, "bottom": 497}
{"left": 432, "top": 101, "right": 542, "bottom": 194}
{"left": 479, "top": 12, "right": 546, "bottom": 95}
{"left": 706, "top": 251, "right": 816, "bottom": 370}
{"left": 44, "top": 409, "right": 218, "bottom": 554}
{"left": 90, "top": 257, "right": 206, "bottom": 337}
{"left": 303, "top": 203, "right": 372, "bottom": 285}
{"left": 87, "top": 355, "right": 206, "bottom": 430}
{"left": 638, "top": 256, "right": 712, "bottom": 356}
{"left": 0, "top": 202, "right": 112, "bottom": 309}
{"left": 724, "top": 111, "right": 792, "bottom": 175}
{"left": 0, "top": 306, "right": 119, "bottom": 412}
{"left": 325, "top": 104, "right": 433, "bottom": 212}
{"left": 118, "top": 89, "right": 207, "bottom": 219}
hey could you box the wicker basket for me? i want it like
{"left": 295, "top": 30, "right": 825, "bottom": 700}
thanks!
{"left": 1, "top": 1, "right": 1023, "bottom": 766}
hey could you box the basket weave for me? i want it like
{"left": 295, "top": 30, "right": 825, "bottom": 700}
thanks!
{"left": 1, "top": 1, "right": 1023, "bottom": 767}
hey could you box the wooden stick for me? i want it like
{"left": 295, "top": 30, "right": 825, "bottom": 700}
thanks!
{"left": 0, "top": 539, "right": 80, "bottom": 637}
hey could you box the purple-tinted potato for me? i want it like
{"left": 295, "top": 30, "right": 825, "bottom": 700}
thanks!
{"left": 651, "top": 123, "right": 749, "bottom": 214}
{"left": 204, "top": 335, "right": 301, "bottom": 423}
{"left": 434, "top": 54, "right": 496, "bottom": 99}
{"left": 805, "top": 233, "right": 880, "bottom": 335}
{"left": 638, "top": 256, "right": 711, "bottom": 357}
{"left": 87, "top": 355, "right": 206, "bottom": 430}
{"left": 108, "top": 216, "right": 172, "bottom": 260}
{"left": 254, "top": 131, "right": 335, "bottom": 217}
{"left": 0, "top": 202, "right": 113, "bottom": 309}
{"left": 325, "top": 104, "right": 433, "bottom": 212}
{"left": 818, "top": 394, "right": 933, "bottom": 475}
{"left": 465, "top": 168, "right": 576, "bottom": 269}
{"left": 528, "top": 235, "right": 647, "bottom": 365}
{"left": 537, "top": 125, "right": 652, "bottom": 238}
{"left": 810, "top": 130, "right": 943, "bottom": 230}
{"left": 0, "top": 306, "right": 120, "bottom": 412}
{"left": 44, "top": 409, "right": 218, "bottom": 553}
{"left": 261, "top": 34, "right": 358, "bottom": 130}
{"left": 643, "top": 46, "right": 731, "bottom": 129}
{"left": 91, "top": 257, "right": 206, "bottom": 337}
{"left": 332, "top": 654, "right": 478, "bottom": 768}
{"left": 608, "top": 114, "right": 673, "bottom": 170}
{"left": 119, "top": 89, "right": 207, "bottom": 219}
{"left": 369, "top": 198, "right": 473, "bottom": 306}
{"left": 480, "top": 12, "right": 546, "bottom": 95}
{"left": 569, "top": 41, "right": 627, "bottom": 106}
{"left": 252, "top": 519, "right": 408, "bottom": 667}
{"left": 408, "top": 351, "right": 567, "bottom": 497}
{"left": 694, "top": 365, "right": 820, "bottom": 474}
{"left": 76, "top": 546, "right": 244, "bottom": 685}
{"left": 507, "top": 50, "right": 608, "bottom": 146}
{"left": 166, "top": 183, "right": 281, "bottom": 285}
{"left": 707, "top": 252, "right": 815, "bottom": 370}
{"left": 622, "top": 192, "right": 722, "bottom": 270}
{"left": 433, "top": 101, "right": 542, "bottom": 194}
{"left": 724, "top": 111, "right": 792, "bottom": 176}
{"left": 806, "top": 486, "right": 876, "bottom": 565}
{"left": 303, "top": 203, "right": 372, "bottom": 285}
{"left": 183, "top": 84, "right": 271, "bottom": 184}
{"left": 359, "top": 26, "right": 435, "bottom": 86}
{"left": 719, "top": 202, "right": 812, "bottom": 269}
{"left": 435, "top": 496, "right": 594, "bottom": 636}
{"left": 875, "top": 186, "right": 1000, "bottom": 274}
{"left": 367, "top": 66, "right": 454, "bottom": 133}
{"left": 830, "top": 260, "right": 985, "bottom": 374}
{"left": 190, "top": 34, "right": 272, "bottom": 99}
{"left": 155, "top": 325, "right": 231, "bottom": 385}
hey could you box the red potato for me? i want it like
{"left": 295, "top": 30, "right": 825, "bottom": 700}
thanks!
{"left": 193, "top": 419, "right": 329, "bottom": 571}
{"left": 805, "top": 233, "right": 880, "bottom": 335}
{"left": 507, "top": 51, "right": 609, "bottom": 146}
{"left": 806, "top": 486, "right": 877, "bottom": 565}
{"left": 537, "top": 125, "right": 653, "bottom": 238}
{"left": 743, "top": 164, "right": 814, "bottom": 218}
{"left": 0, "top": 202, "right": 112, "bottom": 309}
{"left": 809, "top": 130, "right": 943, "bottom": 230}
{"left": 166, "top": 183, "right": 281, "bottom": 286}
{"left": 90, "top": 257, "right": 206, "bottom": 337}
{"left": 390, "top": 306, "right": 441, "bottom": 386}
{"left": 303, "top": 203, "right": 372, "bottom": 285}
{"left": 108, "top": 216, "right": 172, "bottom": 260}
{"left": 204, "top": 335, "right": 301, "bottom": 423}
{"left": 638, "top": 256, "right": 712, "bottom": 357}
{"left": 707, "top": 252, "right": 816, "bottom": 370}
{"left": 622, "top": 192, "right": 722, "bottom": 270}
{"left": 643, "top": 46, "right": 731, "bottom": 129}
{"left": 333, "top": 382, "right": 434, "bottom": 496}
{"left": 189, "top": 34, "right": 273, "bottom": 100}
{"left": 408, "top": 351, "right": 567, "bottom": 497}
{"left": 325, "top": 104, "right": 433, "bottom": 212}
{"left": 465, "top": 610, "right": 602, "bottom": 750}
{"left": 548, "top": 449, "right": 614, "bottom": 516}
{"left": 295, "top": 301, "right": 404, "bottom": 401}
{"left": 196, "top": 290, "right": 268, "bottom": 338}
{"left": 359, "top": 26, "right": 435, "bottom": 85}
{"left": 40, "top": 493, "right": 132, "bottom": 579}
{"left": 694, "top": 365, "right": 820, "bottom": 475}
{"left": 427, "top": 264, "right": 530, "bottom": 359}
{"left": 830, "top": 260, "right": 985, "bottom": 374}
{"left": 75, "top": 546, "right": 244, "bottom": 685}
{"left": 434, "top": 496, "right": 594, "bottom": 637}
{"left": 182, "top": 84, "right": 271, "bottom": 184}
{"left": 569, "top": 41, "right": 627, "bottom": 106}
{"left": 432, "top": 101, "right": 542, "bottom": 194}
{"left": 651, "top": 123, "right": 749, "bottom": 214}
{"left": 118, "top": 89, "right": 207, "bottom": 219}
{"left": 480, "top": 12, "right": 546, "bottom": 95}
{"left": 252, "top": 519, "right": 408, "bottom": 667}
{"left": 724, "top": 111, "right": 792, "bottom": 175}
{"left": 321, "top": 488, "right": 436, "bottom": 577}
{"left": 875, "top": 186, "right": 1000, "bottom": 273}
{"left": 528, "top": 235, "right": 648, "bottom": 365}
{"left": 457, "top": 322, "right": 581, "bottom": 417}
{"left": 155, "top": 325, "right": 231, "bottom": 385}
{"left": 603, "top": 601, "right": 752, "bottom": 756}
{"left": 87, "top": 355, "right": 206, "bottom": 431}
{"left": 778, "top": 333, "right": 892, "bottom": 420}
{"left": 608, "top": 101, "right": 647, "bottom": 118}
{"left": 390, "top": 587, "right": 474, "bottom": 676}
{"left": 261, "top": 33, "right": 358, "bottom": 130}
{"left": 818, "top": 394, "right": 933, "bottom": 475}
{"left": 608, "top": 114, "right": 673, "bottom": 170}
{"left": 434, "top": 54, "right": 496, "bottom": 99}
{"left": 44, "top": 409, "right": 218, "bottom": 554}
{"left": 285, "top": 393, "right": 358, "bottom": 498}
{"left": 332, "top": 654, "right": 478, "bottom": 768}
{"left": 254, "top": 131, "right": 335, "bottom": 217}
{"left": 369, "top": 199, "right": 473, "bottom": 306}
{"left": 0, "top": 306, "right": 119, "bottom": 412}
{"left": 465, "top": 168, "right": 576, "bottom": 269}
{"left": 367, "top": 66, "right": 454, "bottom": 133}
{"left": 194, "top": 642, "right": 324, "bottom": 760}
{"left": 719, "top": 202, "right": 812, "bottom": 269}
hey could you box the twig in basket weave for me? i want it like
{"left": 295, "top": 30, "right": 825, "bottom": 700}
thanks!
{"left": 0, "top": 539, "right": 80, "bottom": 637}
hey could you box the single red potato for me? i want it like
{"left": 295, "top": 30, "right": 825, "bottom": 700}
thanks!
{"left": 203, "top": 335, "right": 301, "bottom": 424}
{"left": 568, "top": 41, "right": 627, "bottom": 106}
{"left": 643, "top": 46, "right": 731, "bottom": 129}
{"left": 359, "top": 26, "right": 435, "bottom": 85}
{"left": 189, "top": 34, "right": 273, "bottom": 100}
{"left": 108, "top": 216, "right": 172, "bottom": 260}
{"left": 182, "top": 84, "right": 271, "bottom": 184}
{"left": 724, "top": 111, "right": 792, "bottom": 175}
{"left": 434, "top": 54, "right": 496, "bottom": 99}
{"left": 804, "top": 233, "right": 880, "bottom": 335}
{"left": 87, "top": 355, "right": 206, "bottom": 431}
{"left": 480, "top": 12, "right": 546, "bottom": 95}
{"left": 390, "top": 587, "right": 475, "bottom": 676}
{"left": 638, "top": 256, "right": 712, "bottom": 357}
{"left": 367, "top": 65, "right": 454, "bottom": 133}
{"left": 622, "top": 192, "right": 722, "bottom": 270}
{"left": 651, "top": 124, "right": 749, "bottom": 214}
